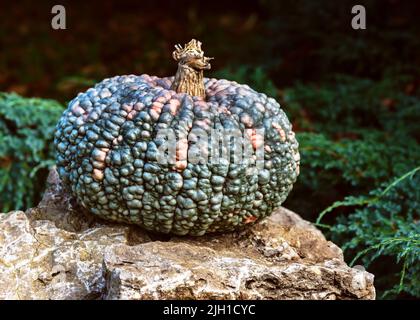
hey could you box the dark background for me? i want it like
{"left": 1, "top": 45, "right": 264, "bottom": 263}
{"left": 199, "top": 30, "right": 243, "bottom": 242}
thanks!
{"left": 1, "top": 0, "right": 419, "bottom": 100}
{"left": 1, "top": 0, "right": 419, "bottom": 299}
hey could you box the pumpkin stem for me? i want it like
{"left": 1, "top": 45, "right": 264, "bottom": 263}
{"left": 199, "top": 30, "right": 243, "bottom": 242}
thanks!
{"left": 170, "top": 39, "right": 213, "bottom": 99}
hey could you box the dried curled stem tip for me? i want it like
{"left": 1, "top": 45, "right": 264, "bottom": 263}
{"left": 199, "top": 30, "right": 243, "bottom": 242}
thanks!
{"left": 170, "top": 39, "right": 213, "bottom": 99}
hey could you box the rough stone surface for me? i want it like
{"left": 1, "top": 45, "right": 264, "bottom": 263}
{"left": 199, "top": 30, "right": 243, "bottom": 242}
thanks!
{"left": 0, "top": 169, "right": 375, "bottom": 300}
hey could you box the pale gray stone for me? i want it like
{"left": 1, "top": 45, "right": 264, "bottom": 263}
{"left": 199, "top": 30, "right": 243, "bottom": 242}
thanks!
{"left": 0, "top": 168, "right": 375, "bottom": 300}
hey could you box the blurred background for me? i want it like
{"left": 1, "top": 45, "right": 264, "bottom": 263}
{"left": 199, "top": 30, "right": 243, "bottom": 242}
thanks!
{"left": 0, "top": 0, "right": 419, "bottom": 299}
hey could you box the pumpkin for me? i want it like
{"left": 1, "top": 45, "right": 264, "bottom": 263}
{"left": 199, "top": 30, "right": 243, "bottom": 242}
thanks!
{"left": 54, "top": 39, "right": 300, "bottom": 236}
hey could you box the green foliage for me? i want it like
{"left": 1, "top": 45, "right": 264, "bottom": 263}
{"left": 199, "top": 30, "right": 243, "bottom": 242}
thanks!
{"left": 284, "top": 74, "right": 420, "bottom": 210}
{"left": 0, "top": 93, "right": 64, "bottom": 212}
{"left": 297, "top": 131, "right": 420, "bottom": 189}
{"left": 282, "top": 74, "right": 420, "bottom": 298}
{"left": 258, "top": 0, "right": 420, "bottom": 82}
{"left": 319, "top": 167, "right": 420, "bottom": 298}
{"left": 284, "top": 74, "right": 420, "bottom": 136}
{"left": 213, "top": 66, "right": 278, "bottom": 98}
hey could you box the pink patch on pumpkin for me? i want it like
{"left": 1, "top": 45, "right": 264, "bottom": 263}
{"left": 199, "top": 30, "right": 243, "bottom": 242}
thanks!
{"left": 246, "top": 129, "right": 264, "bottom": 150}
{"left": 218, "top": 106, "right": 231, "bottom": 114}
{"left": 150, "top": 109, "right": 160, "bottom": 121}
{"left": 244, "top": 215, "right": 258, "bottom": 224}
{"left": 168, "top": 99, "right": 181, "bottom": 115}
{"left": 164, "top": 91, "right": 172, "bottom": 100}
{"left": 122, "top": 104, "right": 133, "bottom": 113}
{"left": 92, "top": 161, "right": 105, "bottom": 169}
{"left": 272, "top": 123, "right": 286, "bottom": 141}
{"left": 195, "top": 100, "right": 208, "bottom": 110}
{"left": 95, "top": 149, "right": 107, "bottom": 162}
{"left": 174, "top": 160, "right": 187, "bottom": 172}
{"left": 156, "top": 96, "right": 167, "bottom": 103}
{"left": 176, "top": 138, "right": 189, "bottom": 162}
{"left": 134, "top": 103, "right": 144, "bottom": 111}
{"left": 93, "top": 169, "right": 104, "bottom": 181}
{"left": 127, "top": 110, "right": 137, "bottom": 120}
{"left": 71, "top": 102, "right": 85, "bottom": 116}
{"left": 152, "top": 102, "right": 163, "bottom": 110}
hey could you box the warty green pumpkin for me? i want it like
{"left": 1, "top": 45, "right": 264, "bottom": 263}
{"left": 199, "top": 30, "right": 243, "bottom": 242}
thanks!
{"left": 54, "top": 39, "right": 300, "bottom": 235}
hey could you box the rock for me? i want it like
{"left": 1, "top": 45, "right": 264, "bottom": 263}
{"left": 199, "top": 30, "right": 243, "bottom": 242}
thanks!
{"left": 0, "top": 168, "right": 375, "bottom": 300}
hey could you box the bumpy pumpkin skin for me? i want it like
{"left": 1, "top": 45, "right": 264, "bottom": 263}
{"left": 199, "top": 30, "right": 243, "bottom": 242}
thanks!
{"left": 54, "top": 75, "right": 300, "bottom": 236}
